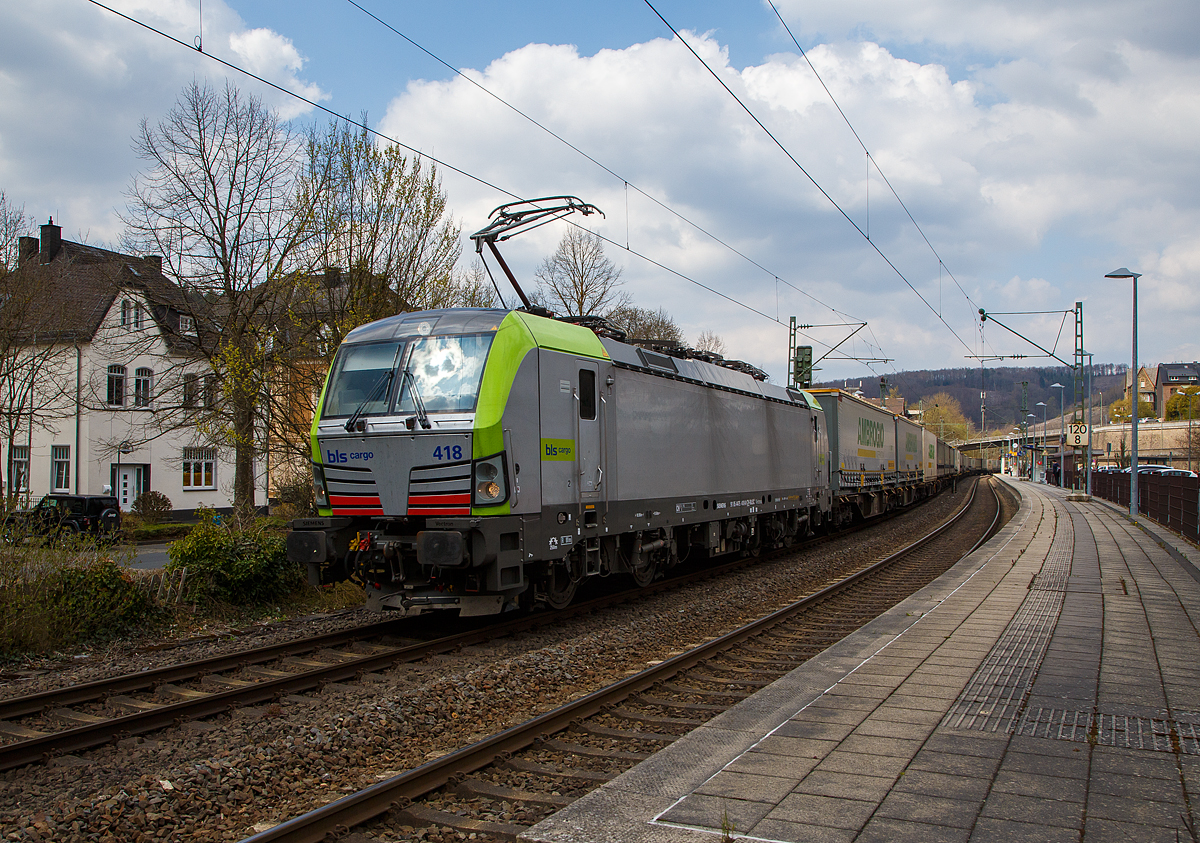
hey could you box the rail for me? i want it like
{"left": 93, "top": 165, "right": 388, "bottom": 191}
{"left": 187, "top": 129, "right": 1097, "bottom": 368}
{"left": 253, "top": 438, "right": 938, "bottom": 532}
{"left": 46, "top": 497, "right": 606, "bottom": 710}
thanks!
{"left": 241, "top": 477, "right": 996, "bottom": 843}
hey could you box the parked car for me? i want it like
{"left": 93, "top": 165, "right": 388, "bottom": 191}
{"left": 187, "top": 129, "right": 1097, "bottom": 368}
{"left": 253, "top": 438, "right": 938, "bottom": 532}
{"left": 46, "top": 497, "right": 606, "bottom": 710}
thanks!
{"left": 1157, "top": 469, "right": 1198, "bottom": 478}
{"left": 2, "top": 494, "right": 122, "bottom": 543}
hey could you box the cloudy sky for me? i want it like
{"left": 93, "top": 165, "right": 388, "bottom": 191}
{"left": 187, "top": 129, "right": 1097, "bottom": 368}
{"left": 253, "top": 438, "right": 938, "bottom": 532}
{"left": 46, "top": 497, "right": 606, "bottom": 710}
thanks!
{"left": 2, "top": 0, "right": 1198, "bottom": 388}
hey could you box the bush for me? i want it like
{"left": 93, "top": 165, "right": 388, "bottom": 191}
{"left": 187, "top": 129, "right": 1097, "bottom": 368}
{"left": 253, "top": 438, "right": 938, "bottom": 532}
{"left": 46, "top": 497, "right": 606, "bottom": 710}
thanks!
{"left": 272, "top": 476, "right": 315, "bottom": 520}
{"left": 166, "top": 511, "right": 300, "bottom": 605}
{"left": 132, "top": 490, "right": 173, "bottom": 524}
{"left": 0, "top": 557, "right": 162, "bottom": 656}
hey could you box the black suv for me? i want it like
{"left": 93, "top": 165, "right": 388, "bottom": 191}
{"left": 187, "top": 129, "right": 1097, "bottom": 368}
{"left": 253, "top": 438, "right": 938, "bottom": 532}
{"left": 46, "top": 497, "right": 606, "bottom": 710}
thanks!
{"left": 2, "top": 495, "right": 122, "bottom": 543}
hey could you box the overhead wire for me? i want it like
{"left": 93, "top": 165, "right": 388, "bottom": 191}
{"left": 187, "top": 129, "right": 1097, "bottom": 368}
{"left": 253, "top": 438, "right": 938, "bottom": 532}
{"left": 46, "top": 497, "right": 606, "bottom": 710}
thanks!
{"left": 339, "top": 0, "right": 873, "bottom": 341}
{"left": 83, "top": 0, "right": 835, "bottom": 348}
{"left": 767, "top": 1, "right": 980, "bottom": 314}
{"left": 642, "top": 0, "right": 979, "bottom": 362}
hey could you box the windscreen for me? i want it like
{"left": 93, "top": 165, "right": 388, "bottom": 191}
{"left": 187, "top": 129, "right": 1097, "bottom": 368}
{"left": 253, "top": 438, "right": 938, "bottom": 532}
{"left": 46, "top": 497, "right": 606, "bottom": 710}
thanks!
{"left": 321, "top": 341, "right": 402, "bottom": 419}
{"left": 397, "top": 334, "right": 494, "bottom": 414}
{"left": 321, "top": 333, "right": 494, "bottom": 420}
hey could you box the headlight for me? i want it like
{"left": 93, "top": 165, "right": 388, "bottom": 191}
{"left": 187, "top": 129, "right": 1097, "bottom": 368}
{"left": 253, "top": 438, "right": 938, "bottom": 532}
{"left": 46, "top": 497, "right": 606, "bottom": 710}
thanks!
{"left": 472, "top": 454, "right": 508, "bottom": 506}
{"left": 312, "top": 464, "right": 330, "bottom": 509}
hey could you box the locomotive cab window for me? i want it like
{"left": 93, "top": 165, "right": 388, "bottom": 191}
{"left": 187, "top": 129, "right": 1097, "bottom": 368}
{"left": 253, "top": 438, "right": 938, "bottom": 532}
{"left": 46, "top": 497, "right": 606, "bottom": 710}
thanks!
{"left": 321, "top": 341, "right": 402, "bottom": 419}
{"left": 579, "top": 368, "right": 596, "bottom": 420}
{"left": 322, "top": 333, "right": 495, "bottom": 421}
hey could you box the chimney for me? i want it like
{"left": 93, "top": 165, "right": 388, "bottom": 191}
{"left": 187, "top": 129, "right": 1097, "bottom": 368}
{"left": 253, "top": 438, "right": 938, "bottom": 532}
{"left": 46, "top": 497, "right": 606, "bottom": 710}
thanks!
{"left": 39, "top": 217, "right": 62, "bottom": 264}
{"left": 145, "top": 255, "right": 163, "bottom": 273}
{"left": 18, "top": 236, "right": 39, "bottom": 266}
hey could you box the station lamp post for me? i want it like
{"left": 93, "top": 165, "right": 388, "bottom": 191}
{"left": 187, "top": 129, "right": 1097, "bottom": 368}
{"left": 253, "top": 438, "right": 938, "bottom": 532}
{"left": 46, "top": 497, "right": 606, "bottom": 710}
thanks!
{"left": 1036, "top": 401, "right": 1047, "bottom": 481}
{"left": 1106, "top": 267, "right": 1142, "bottom": 519}
{"left": 1051, "top": 382, "right": 1065, "bottom": 487}
{"left": 1027, "top": 414, "right": 1037, "bottom": 479}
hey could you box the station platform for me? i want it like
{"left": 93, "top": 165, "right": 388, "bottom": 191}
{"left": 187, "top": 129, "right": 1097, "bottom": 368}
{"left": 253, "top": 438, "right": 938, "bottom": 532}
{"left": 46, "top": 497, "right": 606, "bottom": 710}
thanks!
{"left": 523, "top": 478, "right": 1200, "bottom": 843}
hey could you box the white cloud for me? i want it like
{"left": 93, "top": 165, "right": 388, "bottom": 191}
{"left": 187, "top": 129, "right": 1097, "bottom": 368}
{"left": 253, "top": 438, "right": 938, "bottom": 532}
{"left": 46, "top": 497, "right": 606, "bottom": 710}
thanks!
{"left": 2, "top": 2, "right": 1196, "bottom": 382}
{"left": 0, "top": 0, "right": 326, "bottom": 244}
{"left": 375, "top": 25, "right": 1200, "bottom": 380}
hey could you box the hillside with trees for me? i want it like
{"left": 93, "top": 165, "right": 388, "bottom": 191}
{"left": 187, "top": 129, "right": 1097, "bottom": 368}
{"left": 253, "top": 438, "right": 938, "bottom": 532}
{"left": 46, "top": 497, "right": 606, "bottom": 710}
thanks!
{"left": 816, "top": 364, "right": 1130, "bottom": 433}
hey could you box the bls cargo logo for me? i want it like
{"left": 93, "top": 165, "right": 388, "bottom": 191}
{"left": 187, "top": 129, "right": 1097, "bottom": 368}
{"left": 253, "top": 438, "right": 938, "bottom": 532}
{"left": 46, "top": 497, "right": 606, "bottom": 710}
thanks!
{"left": 541, "top": 438, "right": 575, "bottom": 461}
{"left": 858, "top": 418, "right": 885, "bottom": 448}
{"left": 326, "top": 449, "right": 374, "bottom": 463}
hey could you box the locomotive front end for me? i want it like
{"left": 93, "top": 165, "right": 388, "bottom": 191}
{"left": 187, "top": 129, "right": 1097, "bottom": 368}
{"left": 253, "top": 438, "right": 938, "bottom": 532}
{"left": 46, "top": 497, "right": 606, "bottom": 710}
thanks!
{"left": 287, "top": 309, "right": 528, "bottom": 617}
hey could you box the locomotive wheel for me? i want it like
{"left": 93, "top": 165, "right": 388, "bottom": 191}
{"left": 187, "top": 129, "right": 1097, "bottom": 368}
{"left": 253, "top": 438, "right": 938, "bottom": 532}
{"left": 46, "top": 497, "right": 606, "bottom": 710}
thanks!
{"left": 630, "top": 553, "right": 657, "bottom": 588}
{"left": 544, "top": 564, "right": 578, "bottom": 610}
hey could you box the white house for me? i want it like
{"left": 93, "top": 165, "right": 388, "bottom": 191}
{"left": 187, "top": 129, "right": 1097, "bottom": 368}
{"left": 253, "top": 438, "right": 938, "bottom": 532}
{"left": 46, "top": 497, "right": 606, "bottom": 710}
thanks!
{"left": 1, "top": 221, "right": 266, "bottom": 515}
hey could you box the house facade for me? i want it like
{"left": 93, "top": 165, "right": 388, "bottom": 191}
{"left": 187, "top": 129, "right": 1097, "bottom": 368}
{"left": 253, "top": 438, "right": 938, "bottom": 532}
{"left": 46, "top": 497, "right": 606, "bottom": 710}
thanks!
{"left": 1156, "top": 362, "right": 1200, "bottom": 415}
{"left": 0, "top": 221, "right": 266, "bottom": 514}
{"left": 1124, "top": 365, "right": 1160, "bottom": 415}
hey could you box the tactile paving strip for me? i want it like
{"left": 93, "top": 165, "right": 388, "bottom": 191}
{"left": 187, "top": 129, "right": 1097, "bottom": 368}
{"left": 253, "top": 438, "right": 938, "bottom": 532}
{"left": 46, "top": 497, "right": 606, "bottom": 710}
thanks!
{"left": 941, "top": 516, "right": 1074, "bottom": 733}
{"left": 1015, "top": 707, "right": 1200, "bottom": 755}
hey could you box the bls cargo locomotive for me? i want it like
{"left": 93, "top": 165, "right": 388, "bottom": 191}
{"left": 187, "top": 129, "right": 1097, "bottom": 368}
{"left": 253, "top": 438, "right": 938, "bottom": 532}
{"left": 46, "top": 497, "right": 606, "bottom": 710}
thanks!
{"left": 287, "top": 306, "right": 971, "bottom": 618}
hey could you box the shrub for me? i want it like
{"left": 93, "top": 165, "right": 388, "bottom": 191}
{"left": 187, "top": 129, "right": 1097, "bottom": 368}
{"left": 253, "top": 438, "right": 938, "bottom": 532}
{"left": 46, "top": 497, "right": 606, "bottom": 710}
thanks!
{"left": 272, "top": 475, "right": 315, "bottom": 520}
{"left": 166, "top": 513, "right": 300, "bottom": 605}
{"left": 0, "top": 557, "right": 162, "bottom": 656}
{"left": 132, "top": 490, "right": 173, "bottom": 524}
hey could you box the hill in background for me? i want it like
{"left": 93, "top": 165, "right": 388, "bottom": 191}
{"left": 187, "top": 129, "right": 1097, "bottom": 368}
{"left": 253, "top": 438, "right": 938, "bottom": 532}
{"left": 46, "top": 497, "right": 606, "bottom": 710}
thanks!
{"left": 815, "top": 364, "right": 1129, "bottom": 432}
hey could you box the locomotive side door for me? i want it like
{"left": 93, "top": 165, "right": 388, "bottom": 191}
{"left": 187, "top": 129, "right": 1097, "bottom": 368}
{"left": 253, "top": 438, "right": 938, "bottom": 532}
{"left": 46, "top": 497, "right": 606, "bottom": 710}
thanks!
{"left": 576, "top": 361, "right": 602, "bottom": 501}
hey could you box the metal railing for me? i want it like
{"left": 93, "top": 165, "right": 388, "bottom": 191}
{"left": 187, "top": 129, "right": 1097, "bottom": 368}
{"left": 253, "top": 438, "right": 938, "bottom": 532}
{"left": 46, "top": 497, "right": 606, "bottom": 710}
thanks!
{"left": 1091, "top": 471, "right": 1199, "bottom": 543}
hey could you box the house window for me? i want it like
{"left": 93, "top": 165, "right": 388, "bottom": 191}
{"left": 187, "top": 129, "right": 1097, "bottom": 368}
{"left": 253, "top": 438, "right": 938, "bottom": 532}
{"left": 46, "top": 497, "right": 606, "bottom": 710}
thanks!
{"left": 9, "top": 446, "right": 29, "bottom": 493}
{"left": 121, "top": 299, "right": 142, "bottom": 329}
{"left": 134, "top": 367, "right": 153, "bottom": 407}
{"left": 203, "top": 374, "right": 218, "bottom": 408}
{"left": 182, "top": 447, "right": 216, "bottom": 490}
{"left": 107, "top": 365, "right": 126, "bottom": 406}
{"left": 179, "top": 314, "right": 194, "bottom": 335}
{"left": 183, "top": 373, "right": 199, "bottom": 408}
{"left": 51, "top": 445, "right": 70, "bottom": 492}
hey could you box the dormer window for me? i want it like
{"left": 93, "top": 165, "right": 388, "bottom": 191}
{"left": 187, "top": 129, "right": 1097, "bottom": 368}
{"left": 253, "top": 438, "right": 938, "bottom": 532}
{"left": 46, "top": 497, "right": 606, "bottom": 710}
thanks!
{"left": 179, "top": 314, "right": 194, "bottom": 335}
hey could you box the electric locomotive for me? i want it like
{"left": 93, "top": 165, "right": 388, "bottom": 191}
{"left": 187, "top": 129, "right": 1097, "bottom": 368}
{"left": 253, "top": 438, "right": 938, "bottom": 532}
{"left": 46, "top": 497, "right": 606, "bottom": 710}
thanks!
{"left": 286, "top": 307, "right": 833, "bottom": 616}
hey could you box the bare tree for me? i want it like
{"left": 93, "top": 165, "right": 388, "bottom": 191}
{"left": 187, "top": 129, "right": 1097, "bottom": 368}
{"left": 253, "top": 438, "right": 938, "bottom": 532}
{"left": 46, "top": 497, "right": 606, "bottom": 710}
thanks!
{"left": 694, "top": 330, "right": 725, "bottom": 356}
{"left": 534, "top": 228, "right": 627, "bottom": 316}
{"left": 0, "top": 192, "right": 30, "bottom": 277}
{"left": 122, "top": 80, "right": 312, "bottom": 521}
{"left": 298, "top": 118, "right": 462, "bottom": 334}
{"left": 605, "top": 305, "right": 683, "bottom": 344}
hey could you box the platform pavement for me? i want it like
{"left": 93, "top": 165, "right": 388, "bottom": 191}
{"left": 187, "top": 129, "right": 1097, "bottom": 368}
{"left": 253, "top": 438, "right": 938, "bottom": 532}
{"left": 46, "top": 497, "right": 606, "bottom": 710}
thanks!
{"left": 522, "top": 477, "right": 1200, "bottom": 843}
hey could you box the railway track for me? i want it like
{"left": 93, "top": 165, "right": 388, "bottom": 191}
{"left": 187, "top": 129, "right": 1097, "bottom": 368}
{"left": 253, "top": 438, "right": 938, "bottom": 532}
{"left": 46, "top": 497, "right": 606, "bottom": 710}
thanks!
{"left": 241, "top": 475, "right": 1004, "bottom": 843}
{"left": 0, "top": 480, "right": 975, "bottom": 773}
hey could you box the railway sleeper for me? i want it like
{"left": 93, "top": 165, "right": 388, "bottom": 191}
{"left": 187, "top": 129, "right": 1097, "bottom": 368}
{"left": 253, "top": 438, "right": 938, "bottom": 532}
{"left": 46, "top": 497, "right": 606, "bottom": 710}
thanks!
{"left": 501, "top": 757, "right": 616, "bottom": 783}
{"left": 454, "top": 778, "right": 574, "bottom": 808}
{"left": 395, "top": 804, "right": 525, "bottom": 842}
{"left": 156, "top": 684, "right": 208, "bottom": 702}
{"left": 106, "top": 695, "right": 162, "bottom": 714}
{"left": 607, "top": 707, "right": 705, "bottom": 729}
{"left": 50, "top": 708, "right": 105, "bottom": 727}
{"left": 200, "top": 675, "right": 255, "bottom": 691}
{"left": 0, "top": 721, "right": 45, "bottom": 739}
{"left": 633, "top": 695, "right": 728, "bottom": 714}
{"left": 573, "top": 722, "right": 676, "bottom": 743}
{"left": 685, "top": 672, "right": 774, "bottom": 688}
{"left": 539, "top": 737, "right": 651, "bottom": 762}
{"left": 658, "top": 682, "right": 751, "bottom": 702}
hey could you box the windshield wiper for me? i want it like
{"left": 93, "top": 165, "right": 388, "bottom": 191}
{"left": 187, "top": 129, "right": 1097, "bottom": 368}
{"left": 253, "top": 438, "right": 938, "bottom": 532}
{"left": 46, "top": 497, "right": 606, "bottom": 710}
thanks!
{"left": 403, "top": 368, "right": 432, "bottom": 429}
{"left": 344, "top": 370, "right": 394, "bottom": 432}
